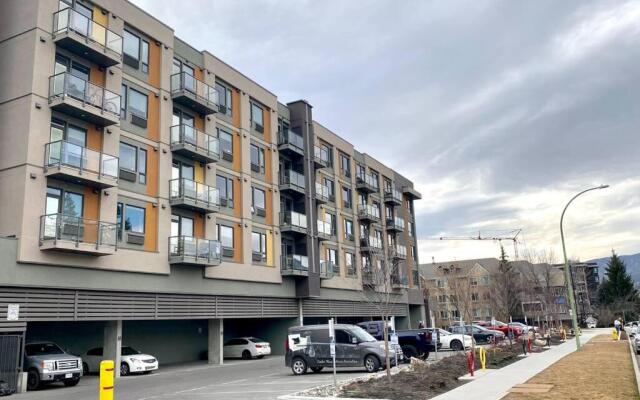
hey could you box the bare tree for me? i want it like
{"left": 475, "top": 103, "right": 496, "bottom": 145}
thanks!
{"left": 490, "top": 246, "right": 521, "bottom": 321}
{"left": 361, "top": 244, "right": 405, "bottom": 381}
{"left": 521, "top": 249, "right": 560, "bottom": 328}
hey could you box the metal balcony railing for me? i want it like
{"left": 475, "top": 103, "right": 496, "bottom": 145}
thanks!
{"left": 313, "top": 146, "right": 330, "bottom": 167}
{"left": 360, "top": 236, "right": 383, "bottom": 250}
{"left": 169, "top": 178, "right": 220, "bottom": 211}
{"left": 281, "top": 254, "right": 309, "bottom": 275}
{"left": 384, "top": 188, "right": 403, "bottom": 204}
{"left": 278, "top": 130, "right": 304, "bottom": 152}
{"left": 356, "top": 172, "right": 379, "bottom": 192}
{"left": 280, "top": 211, "right": 307, "bottom": 230}
{"left": 170, "top": 72, "right": 219, "bottom": 109}
{"left": 390, "top": 244, "right": 408, "bottom": 259}
{"left": 315, "top": 182, "right": 331, "bottom": 202}
{"left": 170, "top": 124, "right": 220, "bottom": 162}
{"left": 386, "top": 216, "right": 405, "bottom": 231}
{"left": 44, "top": 140, "right": 118, "bottom": 181}
{"left": 357, "top": 204, "right": 381, "bottom": 222}
{"left": 391, "top": 273, "right": 409, "bottom": 288}
{"left": 39, "top": 213, "right": 117, "bottom": 249}
{"left": 168, "top": 236, "right": 221, "bottom": 265}
{"left": 49, "top": 72, "right": 121, "bottom": 117}
{"left": 280, "top": 170, "right": 305, "bottom": 191}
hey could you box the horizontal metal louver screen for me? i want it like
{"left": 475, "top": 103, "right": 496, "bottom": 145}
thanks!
{"left": 302, "top": 299, "right": 407, "bottom": 317}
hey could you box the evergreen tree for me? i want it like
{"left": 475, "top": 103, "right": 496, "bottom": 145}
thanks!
{"left": 599, "top": 251, "right": 637, "bottom": 305}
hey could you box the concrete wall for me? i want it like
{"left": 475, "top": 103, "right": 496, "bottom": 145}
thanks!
{"left": 223, "top": 317, "right": 298, "bottom": 356}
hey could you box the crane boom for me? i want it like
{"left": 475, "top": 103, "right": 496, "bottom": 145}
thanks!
{"left": 426, "top": 229, "right": 522, "bottom": 258}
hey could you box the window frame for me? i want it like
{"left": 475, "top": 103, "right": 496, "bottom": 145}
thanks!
{"left": 118, "top": 141, "right": 147, "bottom": 184}
{"left": 215, "top": 81, "right": 233, "bottom": 116}
{"left": 250, "top": 102, "right": 264, "bottom": 130}
{"left": 251, "top": 231, "right": 267, "bottom": 261}
{"left": 217, "top": 224, "right": 234, "bottom": 250}
{"left": 250, "top": 143, "right": 266, "bottom": 174}
{"left": 217, "top": 128, "right": 233, "bottom": 158}
{"left": 216, "top": 175, "right": 234, "bottom": 208}
{"left": 252, "top": 186, "right": 266, "bottom": 215}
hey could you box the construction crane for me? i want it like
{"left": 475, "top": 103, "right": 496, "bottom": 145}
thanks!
{"left": 426, "top": 229, "right": 523, "bottom": 259}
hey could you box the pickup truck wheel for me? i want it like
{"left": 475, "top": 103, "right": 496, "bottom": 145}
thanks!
{"left": 401, "top": 345, "right": 418, "bottom": 360}
{"left": 63, "top": 377, "right": 79, "bottom": 387}
{"left": 27, "top": 369, "right": 40, "bottom": 391}
{"left": 364, "top": 355, "right": 380, "bottom": 373}
{"left": 120, "top": 362, "right": 130, "bottom": 376}
{"left": 310, "top": 367, "right": 323, "bottom": 373}
{"left": 82, "top": 362, "right": 90, "bottom": 375}
{"left": 291, "top": 357, "right": 307, "bottom": 375}
{"left": 450, "top": 340, "right": 463, "bottom": 351}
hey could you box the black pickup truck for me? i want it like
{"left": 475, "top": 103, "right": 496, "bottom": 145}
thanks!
{"left": 357, "top": 321, "right": 441, "bottom": 359}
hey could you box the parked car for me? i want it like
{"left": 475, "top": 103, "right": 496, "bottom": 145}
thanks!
{"left": 82, "top": 346, "right": 158, "bottom": 376}
{"left": 634, "top": 335, "right": 640, "bottom": 354}
{"left": 224, "top": 337, "right": 271, "bottom": 360}
{"left": 285, "top": 324, "right": 399, "bottom": 375}
{"left": 625, "top": 321, "right": 639, "bottom": 337}
{"left": 436, "top": 328, "right": 473, "bottom": 351}
{"left": 475, "top": 320, "right": 523, "bottom": 337}
{"left": 449, "top": 324, "right": 505, "bottom": 344}
{"left": 24, "top": 342, "right": 82, "bottom": 391}
{"left": 357, "top": 321, "right": 440, "bottom": 359}
{"left": 508, "top": 322, "right": 536, "bottom": 333}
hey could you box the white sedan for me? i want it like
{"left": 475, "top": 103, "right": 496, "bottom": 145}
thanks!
{"left": 437, "top": 329, "right": 473, "bottom": 351}
{"left": 223, "top": 337, "right": 271, "bottom": 359}
{"left": 82, "top": 346, "right": 158, "bottom": 376}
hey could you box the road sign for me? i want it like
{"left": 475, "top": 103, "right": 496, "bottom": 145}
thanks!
{"left": 328, "top": 318, "right": 335, "bottom": 338}
{"left": 6, "top": 304, "right": 19, "bottom": 321}
{"left": 330, "top": 341, "right": 336, "bottom": 356}
{"left": 390, "top": 333, "right": 399, "bottom": 345}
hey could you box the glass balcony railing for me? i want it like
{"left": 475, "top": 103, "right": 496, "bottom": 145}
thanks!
{"left": 384, "top": 188, "right": 403, "bottom": 204}
{"left": 170, "top": 72, "right": 219, "bottom": 107}
{"left": 320, "top": 261, "right": 335, "bottom": 279}
{"left": 49, "top": 72, "right": 121, "bottom": 118}
{"left": 361, "top": 235, "right": 383, "bottom": 249}
{"left": 356, "top": 172, "right": 379, "bottom": 192}
{"left": 313, "top": 146, "right": 330, "bottom": 167}
{"left": 169, "top": 178, "right": 220, "bottom": 211}
{"left": 280, "top": 170, "right": 305, "bottom": 190}
{"left": 278, "top": 130, "right": 304, "bottom": 151}
{"left": 315, "top": 182, "right": 331, "bottom": 202}
{"left": 53, "top": 7, "right": 123, "bottom": 62}
{"left": 386, "top": 216, "right": 405, "bottom": 230}
{"left": 169, "top": 236, "right": 221, "bottom": 265}
{"left": 44, "top": 140, "right": 118, "bottom": 181}
{"left": 281, "top": 254, "right": 309, "bottom": 274}
{"left": 357, "top": 204, "right": 381, "bottom": 221}
{"left": 170, "top": 124, "right": 220, "bottom": 161}
{"left": 39, "top": 213, "right": 117, "bottom": 248}
{"left": 317, "top": 220, "right": 334, "bottom": 237}
{"left": 280, "top": 211, "right": 307, "bottom": 230}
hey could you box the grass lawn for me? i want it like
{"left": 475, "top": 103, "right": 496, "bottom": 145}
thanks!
{"left": 503, "top": 334, "right": 639, "bottom": 400}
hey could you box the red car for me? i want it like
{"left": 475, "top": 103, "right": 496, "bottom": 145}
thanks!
{"left": 474, "top": 320, "right": 523, "bottom": 337}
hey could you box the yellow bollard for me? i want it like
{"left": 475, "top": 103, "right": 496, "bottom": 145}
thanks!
{"left": 612, "top": 329, "right": 618, "bottom": 341}
{"left": 99, "top": 360, "right": 115, "bottom": 400}
{"left": 477, "top": 347, "right": 487, "bottom": 370}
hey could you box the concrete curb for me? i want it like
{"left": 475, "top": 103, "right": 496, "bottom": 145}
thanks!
{"left": 627, "top": 338, "right": 640, "bottom": 395}
{"left": 279, "top": 396, "right": 390, "bottom": 400}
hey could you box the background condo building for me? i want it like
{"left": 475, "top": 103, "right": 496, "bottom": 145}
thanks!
{"left": 0, "top": 0, "right": 423, "bottom": 385}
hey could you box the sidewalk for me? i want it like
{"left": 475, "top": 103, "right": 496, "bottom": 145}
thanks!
{"left": 431, "top": 328, "right": 605, "bottom": 400}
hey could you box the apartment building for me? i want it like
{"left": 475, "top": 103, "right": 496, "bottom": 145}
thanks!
{"left": 0, "top": 0, "right": 423, "bottom": 382}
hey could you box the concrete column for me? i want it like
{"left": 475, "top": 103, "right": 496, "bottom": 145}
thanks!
{"left": 103, "top": 320, "right": 122, "bottom": 378}
{"left": 297, "top": 298, "right": 304, "bottom": 326}
{"left": 208, "top": 319, "right": 224, "bottom": 365}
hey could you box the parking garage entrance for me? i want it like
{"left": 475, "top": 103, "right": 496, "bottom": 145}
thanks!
{"left": 0, "top": 329, "right": 25, "bottom": 394}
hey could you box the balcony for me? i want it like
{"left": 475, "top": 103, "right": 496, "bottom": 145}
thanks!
{"left": 313, "top": 146, "right": 330, "bottom": 168}
{"left": 357, "top": 205, "right": 381, "bottom": 223}
{"left": 170, "top": 125, "right": 220, "bottom": 164}
{"left": 389, "top": 244, "right": 407, "bottom": 260}
{"left": 49, "top": 72, "right": 121, "bottom": 126}
{"left": 315, "top": 182, "right": 332, "bottom": 204}
{"left": 278, "top": 130, "right": 304, "bottom": 157}
{"left": 317, "top": 221, "right": 334, "bottom": 241}
{"left": 280, "top": 211, "right": 308, "bottom": 236}
{"left": 279, "top": 170, "right": 306, "bottom": 195}
{"left": 362, "top": 268, "right": 380, "bottom": 287}
{"left": 52, "top": 8, "right": 122, "bottom": 67}
{"left": 281, "top": 254, "right": 309, "bottom": 277}
{"left": 391, "top": 274, "right": 409, "bottom": 289}
{"left": 168, "top": 236, "right": 221, "bottom": 266}
{"left": 39, "top": 214, "right": 116, "bottom": 256}
{"left": 386, "top": 216, "right": 405, "bottom": 232}
{"left": 320, "top": 261, "right": 335, "bottom": 279}
{"left": 356, "top": 172, "right": 378, "bottom": 193}
{"left": 170, "top": 72, "right": 219, "bottom": 115}
{"left": 402, "top": 185, "right": 422, "bottom": 200}
{"left": 44, "top": 140, "right": 118, "bottom": 188}
{"left": 384, "top": 188, "right": 403, "bottom": 206}
{"left": 169, "top": 178, "right": 220, "bottom": 213}
{"left": 360, "top": 236, "right": 383, "bottom": 253}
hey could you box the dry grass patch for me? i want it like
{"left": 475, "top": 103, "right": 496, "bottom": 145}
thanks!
{"left": 503, "top": 334, "right": 638, "bottom": 400}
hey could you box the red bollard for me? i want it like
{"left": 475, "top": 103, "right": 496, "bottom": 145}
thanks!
{"left": 527, "top": 338, "right": 533, "bottom": 353}
{"left": 467, "top": 351, "right": 475, "bottom": 376}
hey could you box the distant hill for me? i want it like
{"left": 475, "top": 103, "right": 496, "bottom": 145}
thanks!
{"left": 588, "top": 253, "right": 640, "bottom": 283}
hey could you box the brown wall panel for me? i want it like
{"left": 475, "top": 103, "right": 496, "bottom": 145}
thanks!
{"left": 147, "top": 94, "right": 160, "bottom": 141}
{"left": 89, "top": 64, "right": 105, "bottom": 87}
{"left": 265, "top": 189, "right": 273, "bottom": 225}
{"left": 231, "top": 89, "right": 241, "bottom": 128}
{"left": 194, "top": 114, "right": 204, "bottom": 131}
{"left": 145, "top": 145, "right": 159, "bottom": 197}
{"left": 263, "top": 107, "right": 271, "bottom": 143}
{"left": 232, "top": 223, "right": 243, "bottom": 263}
{"left": 86, "top": 125, "right": 102, "bottom": 152}
{"left": 194, "top": 213, "right": 205, "bottom": 238}
{"left": 194, "top": 66, "right": 204, "bottom": 82}
{"left": 82, "top": 187, "right": 100, "bottom": 243}
{"left": 148, "top": 41, "right": 161, "bottom": 88}
{"left": 265, "top": 147, "right": 272, "bottom": 182}
{"left": 232, "top": 177, "right": 242, "bottom": 218}
{"left": 144, "top": 203, "right": 158, "bottom": 252}
{"left": 232, "top": 132, "right": 241, "bottom": 172}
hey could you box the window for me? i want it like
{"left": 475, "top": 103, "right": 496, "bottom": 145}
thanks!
{"left": 250, "top": 102, "right": 263, "bottom": 131}
{"left": 216, "top": 175, "right": 234, "bottom": 208}
{"left": 119, "top": 142, "right": 136, "bottom": 172}
{"left": 440, "top": 310, "right": 449, "bottom": 319}
{"left": 218, "top": 128, "right": 233, "bottom": 160}
{"left": 119, "top": 142, "right": 147, "bottom": 183}
{"left": 216, "top": 81, "right": 233, "bottom": 116}
{"left": 342, "top": 186, "right": 352, "bottom": 209}
{"left": 470, "top": 278, "right": 478, "bottom": 287}
{"left": 217, "top": 224, "right": 234, "bottom": 249}
{"left": 141, "top": 40, "right": 149, "bottom": 73}
{"left": 358, "top": 193, "right": 366, "bottom": 207}
{"left": 252, "top": 187, "right": 266, "bottom": 216}
{"left": 128, "top": 88, "right": 147, "bottom": 119}
{"left": 251, "top": 232, "right": 267, "bottom": 261}
{"left": 250, "top": 144, "right": 265, "bottom": 174}
{"left": 471, "top": 293, "right": 479, "bottom": 302}
{"left": 340, "top": 153, "right": 351, "bottom": 177}
{"left": 346, "top": 252, "right": 355, "bottom": 277}
{"left": 436, "top": 279, "right": 445, "bottom": 288}
{"left": 45, "top": 187, "right": 83, "bottom": 219}
{"left": 123, "top": 30, "right": 140, "bottom": 61}
{"left": 372, "top": 201, "right": 380, "bottom": 218}
{"left": 321, "top": 143, "right": 333, "bottom": 167}
{"left": 344, "top": 218, "right": 354, "bottom": 240}
{"left": 408, "top": 221, "right": 414, "bottom": 237}
{"left": 324, "top": 177, "right": 334, "bottom": 200}
{"left": 138, "top": 148, "right": 147, "bottom": 184}
{"left": 117, "top": 203, "right": 145, "bottom": 241}
{"left": 356, "top": 164, "right": 365, "bottom": 178}
{"left": 370, "top": 170, "right": 379, "bottom": 189}
{"left": 384, "top": 178, "right": 392, "bottom": 194}
{"left": 327, "top": 248, "right": 338, "bottom": 273}
{"left": 385, "top": 205, "right": 392, "bottom": 220}
{"left": 411, "top": 246, "right": 417, "bottom": 260}
{"left": 171, "top": 214, "right": 193, "bottom": 237}
{"left": 481, "top": 276, "right": 490, "bottom": 286}
{"left": 325, "top": 212, "right": 336, "bottom": 235}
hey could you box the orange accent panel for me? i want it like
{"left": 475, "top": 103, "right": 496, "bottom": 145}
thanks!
{"left": 231, "top": 132, "right": 241, "bottom": 172}
{"left": 232, "top": 223, "right": 243, "bottom": 263}
{"left": 144, "top": 203, "right": 158, "bottom": 251}
{"left": 265, "top": 189, "right": 273, "bottom": 225}
{"left": 82, "top": 187, "right": 100, "bottom": 243}
{"left": 145, "top": 144, "right": 158, "bottom": 197}
{"left": 263, "top": 107, "right": 271, "bottom": 143}
{"left": 147, "top": 93, "right": 159, "bottom": 141}
{"left": 265, "top": 147, "right": 272, "bottom": 182}
{"left": 194, "top": 213, "right": 205, "bottom": 238}
{"left": 86, "top": 124, "right": 102, "bottom": 152}
{"left": 194, "top": 66, "right": 204, "bottom": 82}
{"left": 231, "top": 89, "right": 241, "bottom": 128}
{"left": 148, "top": 41, "right": 161, "bottom": 88}
{"left": 89, "top": 64, "right": 105, "bottom": 87}
{"left": 194, "top": 114, "right": 204, "bottom": 131}
{"left": 233, "top": 177, "right": 242, "bottom": 218}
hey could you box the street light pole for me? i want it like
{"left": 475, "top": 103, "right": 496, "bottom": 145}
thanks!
{"left": 560, "top": 184, "right": 609, "bottom": 350}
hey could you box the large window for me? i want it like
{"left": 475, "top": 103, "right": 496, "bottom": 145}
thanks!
{"left": 119, "top": 142, "right": 136, "bottom": 172}
{"left": 119, "top": 142, "right": 147, "bottom": 184}
{"left": 252, "top": 187, "right": 266, "bottom": 216}
{"left": 218, "top": 128, "right": 233, "bottom": 160}
{"left": 346, "top": 252, "right": 356, "bottom": 277}
{"left": 123, "top": 30, "right": 140, "bottom": 61}
{"left": 46, "top": 187, "right": 83, "bottom": 217}
{"left": 340, "top": 153, "right": 351, "bottom": 177}
{"left": 342, "top": 186, "right": 352, "bottom": 209}
{"left": 250, "top": 102, "right": 263, "bottom": 131}
{"left": 217, "top": 224, "right": 234, "bottom": 250}
{"left": 251, "top": 232, "right": 267, "bottom": 261}
{"left": 117, "top": 203, "right": 145, "bottom": 240}
{"left": 128, "top": 88, "right": 148, "bottom": 118}
{"left": 324, "top": 177, "right": 334, "bottom": 200}
{"left": 216, "top": 175, "right": 234, "bottom": 208}
{"left": 327, "top": 248, "right": 338, "bottom": 273}
{"left": 216, "top": 81, "right": 233, "bottom": 116}
{"left": 344, "top": 218, "right": 354, "bottom": 240}
{"left": 321, "top": 143, "right": 333, "bottom": 167}
{"left": 250, "top": 144, "right": 265, "bottom": 174}
{"left": 325, "top": 212, "right": 336, "bottom": 235}
{"left": 123, "top": 29, "right": 149, "bottom": 72}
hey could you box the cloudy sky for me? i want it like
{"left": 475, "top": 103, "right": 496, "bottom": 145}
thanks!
{"left": 132, "top": 0, "right": 640, "bottom": 263}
